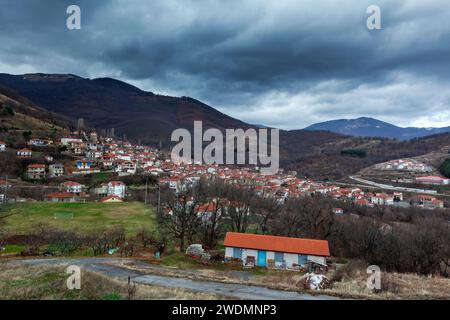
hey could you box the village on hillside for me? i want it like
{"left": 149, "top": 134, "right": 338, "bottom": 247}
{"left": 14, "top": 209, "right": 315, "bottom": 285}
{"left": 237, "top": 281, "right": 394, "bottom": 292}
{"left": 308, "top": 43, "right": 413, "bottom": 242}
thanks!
{"left": 0, "top": 128, "right": 447, "bottom": 211}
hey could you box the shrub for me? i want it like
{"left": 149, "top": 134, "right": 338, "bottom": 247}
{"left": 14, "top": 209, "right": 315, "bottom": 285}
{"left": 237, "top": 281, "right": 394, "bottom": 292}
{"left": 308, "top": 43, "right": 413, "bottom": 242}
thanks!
{"left": 340, "top": 149, "right": 367, "bottom": 158}
{"left": 439, "top": 158, "right": 450, "bottom": 178}
{"left": 1, "top": 104, "right": 14, "bottom": 116}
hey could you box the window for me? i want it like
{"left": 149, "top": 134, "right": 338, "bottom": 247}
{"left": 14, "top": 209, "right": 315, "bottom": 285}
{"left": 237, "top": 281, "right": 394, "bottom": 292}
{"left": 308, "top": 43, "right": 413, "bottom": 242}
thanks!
{"left": 298, "top": 254, "right": 307, "bottom": 266}
{"left": 233, "top": 248, "right": 242, "bottom": 259}
{"left": 274, "top": 252, "right": 284, "bottom": 262}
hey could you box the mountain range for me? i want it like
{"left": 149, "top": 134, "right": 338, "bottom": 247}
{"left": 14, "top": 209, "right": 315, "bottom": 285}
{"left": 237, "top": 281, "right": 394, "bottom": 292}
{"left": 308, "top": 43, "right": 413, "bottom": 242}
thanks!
{"left": 0, "top": 73, "right": 250, "bottom": 146}
{"left": 305, "top": 117, "right": 450, "bottom": 140}
{"left": 1, "top": 73, "right": 450, "bottom": 179}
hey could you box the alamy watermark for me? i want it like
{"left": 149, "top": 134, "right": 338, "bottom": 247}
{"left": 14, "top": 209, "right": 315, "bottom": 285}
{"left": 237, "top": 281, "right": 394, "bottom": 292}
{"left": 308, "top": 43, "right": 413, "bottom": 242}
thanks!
{"left": 65, "top": 4, "right": 381, "bottom": 32}
{"left": 367, "top": 5, "right": 382, "bottom": 30}
{"left": 366, "top": 265, "right": 381, "bottom": 290}
{"left": 66, "top": 265, "right": 81, "bottom": 290}
{"left": 66, "top": 5, "right": 81, "bottom": 30}
{"left": 171, "top": 121, "right": 279, "bottom": 175}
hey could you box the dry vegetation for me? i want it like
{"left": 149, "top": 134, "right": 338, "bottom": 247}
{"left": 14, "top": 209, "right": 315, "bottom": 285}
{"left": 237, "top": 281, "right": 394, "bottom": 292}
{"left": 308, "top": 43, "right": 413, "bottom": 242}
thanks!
{"left": 326, "top": 260, "right": 450, "bottom": 299}
{"left": 0, "top": 263, "right": 226, "bottom": 300}
{"left": 112, "top": 258, "right": 450, "bottom": 300}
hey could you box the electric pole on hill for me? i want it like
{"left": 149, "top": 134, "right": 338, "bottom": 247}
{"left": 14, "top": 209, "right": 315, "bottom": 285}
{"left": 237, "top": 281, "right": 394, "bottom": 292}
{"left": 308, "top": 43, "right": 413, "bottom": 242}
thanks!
{"left": 144, "top": 174, "right": 148, "bottom": 205}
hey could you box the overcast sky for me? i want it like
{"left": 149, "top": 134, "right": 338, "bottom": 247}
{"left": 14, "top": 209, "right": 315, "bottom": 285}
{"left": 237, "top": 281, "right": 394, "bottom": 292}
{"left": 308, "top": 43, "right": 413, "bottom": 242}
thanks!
{"left": 1, "top": 0, "right": 450, "bottom": 129}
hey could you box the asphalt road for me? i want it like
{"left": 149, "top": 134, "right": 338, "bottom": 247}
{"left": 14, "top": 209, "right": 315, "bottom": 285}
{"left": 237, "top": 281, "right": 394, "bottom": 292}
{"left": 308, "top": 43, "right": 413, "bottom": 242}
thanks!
{"left": 7, "top": 258, "right": 339, "bottom": 300}
{"left": 349, "top": 175, "right": 439, "bottom": 194}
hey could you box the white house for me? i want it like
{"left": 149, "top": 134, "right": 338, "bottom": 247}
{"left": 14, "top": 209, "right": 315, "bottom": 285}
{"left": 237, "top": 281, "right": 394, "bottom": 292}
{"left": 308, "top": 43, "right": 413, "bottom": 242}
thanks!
{"left": 107, "top": 181, "right": 126, "bottom": 198}
{"left": 60, "top": 181, "right": 85, "bottom": 194}
{"left": 370, "top": 193, "right": 394, "bottom": 206}
{"left": 49, "top": 163, "right": 64, "bottom": 177}
{"left": 61, "top": 137, "right": 83, "bottom": 146}
{"left": 17, "top": 148, "right": 32, "bottom": 158}
{"left": 415, "top": 175, "right": 450, "bottom": 186}
{"left": 224, "top": 232, "right": 330, "bottom": 269}
{"left": 0, "top": 141, "right": 6, "bottom": 152}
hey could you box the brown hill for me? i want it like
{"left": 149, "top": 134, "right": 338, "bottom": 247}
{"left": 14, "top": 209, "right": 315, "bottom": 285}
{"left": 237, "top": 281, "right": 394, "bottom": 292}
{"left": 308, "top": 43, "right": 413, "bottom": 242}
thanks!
{"left": 0, "top": 73, "right": 250, "bottom": 145}
{"left": 0, "top": 86, "right": 72, "bottom": 134}
{"left": 282, "top": 132, "right": 450, "bottom": 179}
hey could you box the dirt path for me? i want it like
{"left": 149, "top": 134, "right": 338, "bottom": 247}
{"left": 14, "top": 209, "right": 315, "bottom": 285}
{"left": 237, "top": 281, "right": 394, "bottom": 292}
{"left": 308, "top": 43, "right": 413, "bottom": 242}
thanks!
{"left": 6, "top": 258, "right": 339, "bottom": 300}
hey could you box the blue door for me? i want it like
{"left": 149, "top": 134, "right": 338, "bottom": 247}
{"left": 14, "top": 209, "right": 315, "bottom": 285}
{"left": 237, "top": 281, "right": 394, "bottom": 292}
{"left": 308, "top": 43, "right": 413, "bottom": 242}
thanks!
{"left": 257, "top": 250, "right": 267, "bottom": 267}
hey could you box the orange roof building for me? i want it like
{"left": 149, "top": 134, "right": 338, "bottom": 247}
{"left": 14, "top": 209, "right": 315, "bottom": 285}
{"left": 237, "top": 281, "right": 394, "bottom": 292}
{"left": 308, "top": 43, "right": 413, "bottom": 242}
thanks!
{"left": 101, "top": 195, "right": 124, "bottom": 203}
{"left": 224, "top": 232, "right": 330, "bottom": 269}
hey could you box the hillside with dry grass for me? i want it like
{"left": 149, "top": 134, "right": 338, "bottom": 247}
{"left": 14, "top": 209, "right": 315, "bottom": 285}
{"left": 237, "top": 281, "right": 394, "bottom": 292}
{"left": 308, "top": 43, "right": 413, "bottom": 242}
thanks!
{"left": 0, "top": 264, "right": 223, "bottom": 300}
{"left": 0, "top": 87, "right": 72, "bottom": 134}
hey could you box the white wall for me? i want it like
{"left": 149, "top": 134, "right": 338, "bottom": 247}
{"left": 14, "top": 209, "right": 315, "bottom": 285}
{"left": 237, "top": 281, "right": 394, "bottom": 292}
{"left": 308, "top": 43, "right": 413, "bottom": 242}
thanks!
{"left": 266, "top": 251, "right": 275, "bottom": 261}
{"left": 307, "top": 255, "right": 326, "bottom": 265}
{"left": 225, "top": 246, "right": 326, "bottom": 269}
{"left": 225, "top": 247, "right": 234, "bottom": 258}
{"left": 284, "top": 253, "right": 298, "bottom": 268}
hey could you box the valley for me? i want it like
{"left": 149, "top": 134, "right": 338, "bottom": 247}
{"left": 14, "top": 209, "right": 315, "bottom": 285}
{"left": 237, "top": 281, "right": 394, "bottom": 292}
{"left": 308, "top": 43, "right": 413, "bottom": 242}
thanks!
{"left": 1, "top": 73, "right": 450, "bottom": 301}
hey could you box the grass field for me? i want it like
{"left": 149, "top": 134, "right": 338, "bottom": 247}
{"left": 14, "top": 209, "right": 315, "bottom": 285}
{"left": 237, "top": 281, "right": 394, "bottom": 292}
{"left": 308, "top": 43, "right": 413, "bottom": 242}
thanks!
{"left": 1, "top": 202, "right": 157, "bottom": 236}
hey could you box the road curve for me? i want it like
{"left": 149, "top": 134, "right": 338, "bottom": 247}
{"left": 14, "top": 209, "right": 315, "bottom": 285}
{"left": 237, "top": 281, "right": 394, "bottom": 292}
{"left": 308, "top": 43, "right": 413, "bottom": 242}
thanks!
{"left": 349, "top": 175, "right": 438, "bottom": 194}
{"left": 7, "top": 258, "right": 339, "bottom": 300}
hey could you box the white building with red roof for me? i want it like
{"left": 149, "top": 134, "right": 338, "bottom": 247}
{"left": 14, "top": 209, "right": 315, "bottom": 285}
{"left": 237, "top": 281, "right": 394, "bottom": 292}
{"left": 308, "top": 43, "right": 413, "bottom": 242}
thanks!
{"left": 224, "top": 232, "right": 330, "bottom": 269}
{"left": 60, "top": 181, "right": 85, "bottom": 194}
{"left": 107, "top": 181, "right": 126, "bottom": 198}
{"left": 415, "top": 175, "right": 450, "bottom": 185}
{"left": 27, "top": 164, "right": 46, "bottom": 179}
{"left": 17, "top": 148, "right": 32, "bottom": 158}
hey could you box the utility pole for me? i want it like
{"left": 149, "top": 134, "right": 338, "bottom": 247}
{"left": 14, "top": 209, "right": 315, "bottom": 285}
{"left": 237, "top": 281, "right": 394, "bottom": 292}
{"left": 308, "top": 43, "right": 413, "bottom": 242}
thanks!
{"left": 144, "top": 175, "right": 148, "bottom": 205}
{"left": 3, "top": 175, "right": 7, "bottom": 204}
{"left": 157, "top": 182, "right": 161, "bottom": 214}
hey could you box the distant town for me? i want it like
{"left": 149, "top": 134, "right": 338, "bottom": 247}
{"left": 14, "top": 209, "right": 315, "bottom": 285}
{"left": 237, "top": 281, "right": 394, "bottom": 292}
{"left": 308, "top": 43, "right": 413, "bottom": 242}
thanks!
{"left": 1, "top": 127, "right": 448, "bottom": 212}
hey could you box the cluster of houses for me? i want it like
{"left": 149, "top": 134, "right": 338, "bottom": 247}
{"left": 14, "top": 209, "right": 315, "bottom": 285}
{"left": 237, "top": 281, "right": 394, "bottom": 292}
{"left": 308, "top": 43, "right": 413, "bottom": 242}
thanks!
{"left": 44, "top": 180, "right": 127, "bottom": 203}
{"left": 1, "top": 130, "right": 447, "bottom": 210}
{"left": 0, "top": 132, "right": 134, "bottom": 203}
{"left": 4, "top": 130, "right": 160, "bottom": 178}
{"left": 157, "top": 163, "right": 445, "bottom": 210}
{"left": 60, "top": 133, "right": 160, "bottom": 176}
{"left": 375, "top": 159, "right": 433, "bottom": 172}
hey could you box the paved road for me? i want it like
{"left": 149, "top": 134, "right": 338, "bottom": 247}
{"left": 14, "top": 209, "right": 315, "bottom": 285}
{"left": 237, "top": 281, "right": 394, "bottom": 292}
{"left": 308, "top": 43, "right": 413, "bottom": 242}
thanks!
{"left": 349, "top": 175, "right": 439, "bottom": 195}
{"left": 7, "top": 258, "right": 339, "bottom": 300}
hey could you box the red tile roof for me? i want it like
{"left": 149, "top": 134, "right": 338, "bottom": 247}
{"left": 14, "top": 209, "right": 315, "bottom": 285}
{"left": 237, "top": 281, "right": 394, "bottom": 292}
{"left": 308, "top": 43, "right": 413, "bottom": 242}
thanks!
{"left": 109, "top": 181, "right": 125, "bottom": 186}
{"left": 224, "top": 232, "right": 330, "bottom": 257}
{"left": 28, "top": 164, "right": 46, "bottom": 169}
{"left": 45, "top": 192, "right": 76, "bottom": 198}
{"left": 101, "top": 195, "right": 124, "bottom": 202}
{"left": 61, "top": 181, "right": 83, "bottom": 186}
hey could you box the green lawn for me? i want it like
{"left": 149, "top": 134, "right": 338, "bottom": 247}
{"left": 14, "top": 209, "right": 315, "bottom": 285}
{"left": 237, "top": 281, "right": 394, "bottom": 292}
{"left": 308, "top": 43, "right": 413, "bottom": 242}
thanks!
{"left": 2, "top": 202, "right": 157, "bottom": 236}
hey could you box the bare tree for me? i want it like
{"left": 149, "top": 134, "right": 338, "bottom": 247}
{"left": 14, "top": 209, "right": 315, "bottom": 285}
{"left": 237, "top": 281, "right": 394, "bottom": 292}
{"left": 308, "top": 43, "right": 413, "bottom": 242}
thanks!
{"left": 159, "top": 186, "right": 205, "bottom": 252}
{"left": 136, "top": 228, "right": 158, "bottom": 248}
{"left": 195, "top": 179, "right": 231, "bottom": 248}
{"left": 226, "top": 187, "right": 254, "bottom": 233}
{"left": 198, "top": 198, "right": 227, "bottom": 248}
{"left": 271, "top": 198, "right": 303, "bottom": 237}
{"left": 84, "top": 227, "right": 126, "bottom": 256}
{"left": 252, "top": 196, "right": 280, "bottom": 235}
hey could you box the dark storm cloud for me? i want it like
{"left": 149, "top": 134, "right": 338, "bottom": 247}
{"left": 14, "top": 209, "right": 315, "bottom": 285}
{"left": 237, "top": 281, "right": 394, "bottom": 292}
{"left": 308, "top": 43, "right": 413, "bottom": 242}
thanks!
{"left": 1, "top": 0, "right": 450, "bottom": 128}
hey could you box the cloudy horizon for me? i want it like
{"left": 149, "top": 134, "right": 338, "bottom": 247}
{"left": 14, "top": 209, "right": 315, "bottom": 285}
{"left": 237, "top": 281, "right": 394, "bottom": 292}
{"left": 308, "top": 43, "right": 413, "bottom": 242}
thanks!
{"left": 1, "top": 0, "right": 450, "bottom": 129}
